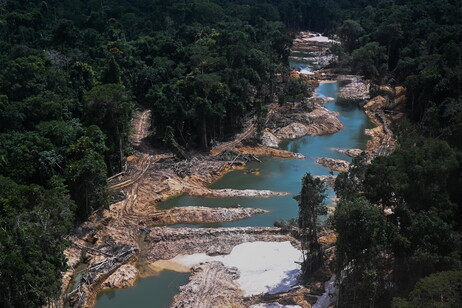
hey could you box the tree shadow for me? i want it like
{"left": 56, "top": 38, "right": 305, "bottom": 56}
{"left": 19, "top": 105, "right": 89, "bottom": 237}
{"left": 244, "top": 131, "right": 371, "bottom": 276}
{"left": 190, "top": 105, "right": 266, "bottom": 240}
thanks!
{"left": 266, "top": 269, "right": 301, "bottom": 294}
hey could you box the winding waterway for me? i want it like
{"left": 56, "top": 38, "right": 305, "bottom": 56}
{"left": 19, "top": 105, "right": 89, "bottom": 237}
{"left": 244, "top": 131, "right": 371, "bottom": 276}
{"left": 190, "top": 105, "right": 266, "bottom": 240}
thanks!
{"left": 96, "top": 36, "right": 374, "bottom": 308}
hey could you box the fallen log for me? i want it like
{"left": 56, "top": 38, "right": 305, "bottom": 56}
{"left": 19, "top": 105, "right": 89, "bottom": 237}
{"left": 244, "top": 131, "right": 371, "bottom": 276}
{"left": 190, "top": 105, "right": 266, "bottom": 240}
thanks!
{"left": 72, "top": 242, "right": 113, "bottom": 257}
{"left": 68, "top": 244, "right": 138, "bottom": 308}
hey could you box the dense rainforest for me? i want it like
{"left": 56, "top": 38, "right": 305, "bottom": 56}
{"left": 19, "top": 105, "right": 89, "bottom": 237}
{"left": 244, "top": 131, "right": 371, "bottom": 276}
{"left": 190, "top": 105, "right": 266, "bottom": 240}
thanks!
{"left": 0, "top": 1, "right": 323, "bottom": 306}
{"left": 0, "top": 0, "right": 461, "bottom": 307}
{"left": 328, "top": 1, "right": 462, "bottom": 307}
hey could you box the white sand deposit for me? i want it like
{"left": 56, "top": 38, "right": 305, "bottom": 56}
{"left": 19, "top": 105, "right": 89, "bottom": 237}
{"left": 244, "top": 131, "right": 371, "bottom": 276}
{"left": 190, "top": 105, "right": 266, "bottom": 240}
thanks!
{"left": 300, "top": 69, "right": 315, "bottom": 75}
{"left": 304, "top": 34, "right": 336, "bottom": 43}
{"left": 312, "top": 275, "right": 337, "bottom": 308}
{"left": 171, "top": 241, "right": 303, "bottom": 296}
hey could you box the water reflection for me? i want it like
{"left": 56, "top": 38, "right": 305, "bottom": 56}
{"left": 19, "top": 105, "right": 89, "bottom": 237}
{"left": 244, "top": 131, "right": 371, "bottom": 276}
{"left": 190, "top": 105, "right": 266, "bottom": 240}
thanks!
{"left": 96, "top": 271, "right": 189, "bottom": 308}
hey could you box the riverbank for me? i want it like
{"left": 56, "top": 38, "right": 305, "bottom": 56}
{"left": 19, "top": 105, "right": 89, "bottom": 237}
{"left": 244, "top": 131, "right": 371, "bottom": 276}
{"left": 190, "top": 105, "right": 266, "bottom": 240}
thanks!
{"left": 60, "top": 31, "right": 390, "bottom": 308}
{"left": 334, "top": 74, "right": 404, "bottom": 156}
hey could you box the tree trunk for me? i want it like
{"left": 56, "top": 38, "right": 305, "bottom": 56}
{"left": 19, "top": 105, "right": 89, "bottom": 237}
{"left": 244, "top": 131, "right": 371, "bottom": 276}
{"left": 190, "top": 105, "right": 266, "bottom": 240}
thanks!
{"left": 201, "top": 116, "right": 208, "bottom": 150}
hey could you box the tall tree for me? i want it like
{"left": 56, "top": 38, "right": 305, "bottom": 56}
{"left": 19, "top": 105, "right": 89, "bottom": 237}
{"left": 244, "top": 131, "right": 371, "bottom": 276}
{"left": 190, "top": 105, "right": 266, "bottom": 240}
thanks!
{"left": 298, "top": 172, "right": 327, "bottom": 277}
{"left": 334, "top": 152, "right": 368, "bottom": 200}
{"left": 102, "top": 56, "right": 122, "bottom": 85}
{"left": 351, "top": 42, "right": 388, "bottom": 82}
{"left": 84, "top": 84, "right": 134, "bottom": 173}
{"left": 333, "top": 197, "right": 389, "bottom": 308}
{"left": 65, "top": 126, "right": 108, "bottom": 220}
{"left": 0, "top": 176, "right": 75, "bottom": 308}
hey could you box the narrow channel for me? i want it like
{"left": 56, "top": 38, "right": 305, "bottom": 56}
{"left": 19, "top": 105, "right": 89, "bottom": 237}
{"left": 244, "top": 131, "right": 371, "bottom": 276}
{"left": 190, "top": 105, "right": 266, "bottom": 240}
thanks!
{"left": 96, "top": 34, "right": 374, "bottom": 308}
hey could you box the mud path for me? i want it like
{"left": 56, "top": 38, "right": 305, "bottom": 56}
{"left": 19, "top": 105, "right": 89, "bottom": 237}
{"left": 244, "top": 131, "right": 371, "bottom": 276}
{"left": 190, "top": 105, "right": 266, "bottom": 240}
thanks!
{"left": 130, "top": 109, "right": 152, "bottom": 147}
{"left": 210, "top": 117, "right": 257, "bottom": 156}
{"left": 171, "top": 262, "right": 244, "bottom": 308}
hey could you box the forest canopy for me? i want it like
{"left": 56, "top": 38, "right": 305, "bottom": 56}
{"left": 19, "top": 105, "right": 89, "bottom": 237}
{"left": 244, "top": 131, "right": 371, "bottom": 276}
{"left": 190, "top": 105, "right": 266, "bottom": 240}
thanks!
{"left": 0, "top": 0, "right": 310, "bottom": 306}
{"left": 329, "top": 1, "right": 462, "bottom": 306}
{"left": 0, "top": 0, "right": 461, "bottom": 307}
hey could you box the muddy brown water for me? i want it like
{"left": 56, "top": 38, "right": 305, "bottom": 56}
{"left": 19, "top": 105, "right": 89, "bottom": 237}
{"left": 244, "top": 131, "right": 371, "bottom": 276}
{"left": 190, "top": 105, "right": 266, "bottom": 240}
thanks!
{"left": 95, "top": 44, "right": 374, "bottom": 308}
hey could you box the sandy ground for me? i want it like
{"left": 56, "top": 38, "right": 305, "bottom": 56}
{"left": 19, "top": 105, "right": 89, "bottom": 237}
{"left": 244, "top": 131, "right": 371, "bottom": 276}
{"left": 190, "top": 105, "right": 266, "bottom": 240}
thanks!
{"left": 172, "top": 241, "right": 303, "bottom": 296}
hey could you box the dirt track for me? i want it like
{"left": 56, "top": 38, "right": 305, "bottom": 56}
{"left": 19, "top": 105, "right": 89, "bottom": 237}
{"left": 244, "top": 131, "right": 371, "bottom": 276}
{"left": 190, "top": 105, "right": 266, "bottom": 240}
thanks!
{"left": 171, "top": 262, "right": 244, "bottom": 308}
{"left": 210, "top": 118, "right": 257, "bottom": 156}
{"left": 130, "top": 109, "right": 151, "bottom": 147}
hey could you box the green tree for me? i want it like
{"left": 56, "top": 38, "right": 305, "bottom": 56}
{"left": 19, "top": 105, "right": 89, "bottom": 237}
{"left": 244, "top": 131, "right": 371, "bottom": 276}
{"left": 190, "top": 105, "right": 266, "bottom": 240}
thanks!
{"left": 65, "top": 127, "right": 108, "bottom": 220}
{"left": 392, "top": 271, "right": 462, "bottom": 308}
{"left": 279, "top": 76, "right": 311, "bottom": 107}
{"left": 0, "top": 131, "right": 54, "bottom": 184}
{"left": 0, "top": 176, "right": 75, "bottom": 308}
{"left": 364, "top": 137, "right": 458, "bottom": 212}
{"left": 0, "top": 55, "right": 48, "bottom": 101}
{"left": 333, "top": 197, "right": 389, "bottom": 308}
{"left": 52, "top": 19, "right": 79, "bottom": 47}
{"left": 23, "top": 93, "right": 63, "bottom": 127}
{"left": 69, "top": 62, "right": 96, "bottom": 101}
{"left": 375, "top": 23, "right": 403, "bottom": 70}
{"left": 339, "top": 19, "right": 365, "bottom": 52}
{"left": 180, "top": 73, "right": 227, "bottom": 150}
{"left": 334, "top": 152, "right": 368, "bottom": 200}
{"left": 102, "top": 56, "right": 122, "bottom": 85}
{"left": 297, "top": 172, "right": 327, "bottom": 277}
{"left": 0, "top": 94, "right": 25, "bottom": 132}
{"left": 351, "top": 42, "right": 388, "bottom": 82}
{"left": 84, "top": 84, "right": 134, "bottom": 173}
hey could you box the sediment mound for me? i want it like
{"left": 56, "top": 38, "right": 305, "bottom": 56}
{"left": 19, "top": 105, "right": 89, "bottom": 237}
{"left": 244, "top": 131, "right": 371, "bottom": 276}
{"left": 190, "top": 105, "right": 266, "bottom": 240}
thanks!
{"left": 315, "top": 157, "right": 350, "bottom": 172}
{"left": 184, "top": 186, "right": 290, "bottom": 198}
{"left": 152, "top": 207, "right": 268, "bottom": 226}
{"left": 171, "top": 262, "right": 244, "bottom": 308}
{"left": 337, "top": 75, "right": 370, "bottom": 105}
{"left": 68, "top": 244, "right": 138, "bottom": 308}
{"left": 234, "top": 146, "right": 305, "bottom": 159}
{"left": 304, "top": 106, "right": 344, "bottom": 135}
{"left": 268, "top": 104, "right": 344, "bottom": 141}
{"left": 276, "top": 123, "right": 312, "bottom": 140}
{"left": 291, "top": 32, "right": 339, "bottom": 68}
{"left": 314, "top": 175, "right": 337, "bottom": 188}
{"left": 102, "top": 264, "right": 138, "bottom": 290}
{"left": 262, "top": 129, "right": 281, "bottom": 148}
{"left": 172, "top": 241, "right": 303, "bottom": 297}
{"left": 145, "top": 227, "right": 297, "bottom": 261}
{"left": 362, "top": 86, "right": 405, "bottom": 156}
{"left": 330, "top": 148, "right": 363, "bottom": 158}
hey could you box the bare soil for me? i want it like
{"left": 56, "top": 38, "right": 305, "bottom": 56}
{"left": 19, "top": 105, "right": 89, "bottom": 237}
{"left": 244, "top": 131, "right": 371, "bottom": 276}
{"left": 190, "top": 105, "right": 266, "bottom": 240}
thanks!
{"left": 330, "top": 148, "right": 364, "bottom": 158}
{"left": 171, "top": 262, "right": 244, "bottom": 308}
{"left": 150, "top": 207, "right": 268, "bottom": 226}
{"left": 144, "top": 227, "right": 298, "bottom": 261}
{"left": 267, "top": 102, "right": 344, "bottom": 141}
{"left": 362, "top": 87, "right": 405, "bottom": 156}
{"left": 315, "top": 157, "right": 350, "bottom": 173}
